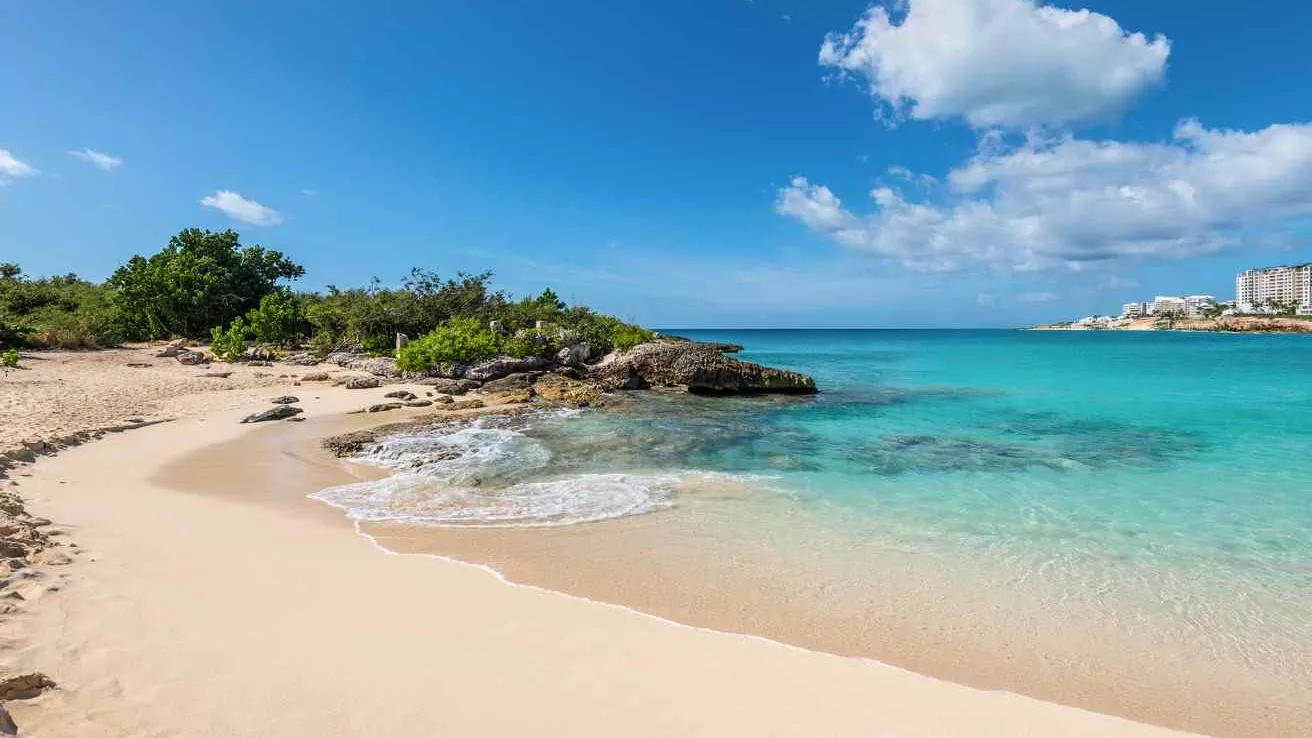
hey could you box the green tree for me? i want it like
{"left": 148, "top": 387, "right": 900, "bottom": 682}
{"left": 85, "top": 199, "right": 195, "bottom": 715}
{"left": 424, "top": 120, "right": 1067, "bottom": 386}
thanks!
{"left": 109, "top": 228, "right": 304, "bottom": 339}
{"left": 247, "top": 288, "right": 307, "bottom": 345}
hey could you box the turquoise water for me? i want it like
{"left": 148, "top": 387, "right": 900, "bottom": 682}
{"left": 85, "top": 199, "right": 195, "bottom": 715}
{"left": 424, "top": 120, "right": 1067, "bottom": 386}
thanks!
{"left": 318, "top": 330, "right": 1312, "bottom": 701}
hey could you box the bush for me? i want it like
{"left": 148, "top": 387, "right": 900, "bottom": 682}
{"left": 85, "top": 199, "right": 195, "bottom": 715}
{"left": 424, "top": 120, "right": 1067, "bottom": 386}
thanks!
{"left": 209, "top": 317, "right": 249, "bottom": 361}
{"left": 247, "top": 288, "right": 307, "bottom": 345}
{"left": 109, "top": 228, "right": 303, "bottom": 339}
{"left": 1, "top": 348, "right": 19, "bottom": 368}
{"left": 0, "top": 312, "right": 30, "bottom": 349}
{"left": 612, "top": 323, "right": 654, "bottom": 351}
{"left": 396, "top": 317, "right": 504, "bottom": 372}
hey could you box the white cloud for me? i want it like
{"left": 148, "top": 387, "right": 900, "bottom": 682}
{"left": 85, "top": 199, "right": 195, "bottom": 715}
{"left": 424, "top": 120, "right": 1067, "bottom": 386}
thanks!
{"left": 819, "top": 0, "right": 1170, "bottom": 128}
{"left": 200, "top": 190, "right": 283, "bottom": 227}
{"left": 68, "top": 148, "right": 123, "bottom": 171}
{"left": 0, "top": 148, "right": 38, "bottom": 184}
{"left": 776, "top": 119, "right": 1312, "bottom": 272}
{"left": 300, "top": 188, "right": 318, "bottom": 196}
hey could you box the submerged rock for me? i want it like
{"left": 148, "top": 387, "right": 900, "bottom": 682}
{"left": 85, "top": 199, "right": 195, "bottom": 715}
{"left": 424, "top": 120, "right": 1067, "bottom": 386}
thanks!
{"left": 592, "top": 341, "right": 815, "bottom": 395}
{"left": 240, "top": 406, "right": 303, "bottom": 423}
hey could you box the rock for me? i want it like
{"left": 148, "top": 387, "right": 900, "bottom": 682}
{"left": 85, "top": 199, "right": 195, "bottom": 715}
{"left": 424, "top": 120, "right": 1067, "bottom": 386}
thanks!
{"left": 241, "top": 345, "right": 277, "bottom": 362}
{"left": 246, "top": 360, "right": 274, "bottom": 367}
{"left": 479, "top": 373, "right": 538, "bottom": 393}
{"left": 155, "top": 338, "right": 188, "bottom": 357}
{"left": 240, "top": 406, "right": 303, "bottom": 423}
{"left": 0, "top": 671, "right": 56, "bottom": 700}
{"left": 402, "top": 400, "right": 433, "bottom": 408}
{"left": 446, "top": 398, "right": 485, "bottom": 411}
{"left": 483, "top": 389, "right": 532, "bottom": 405}
{"left": 591, "top": 341, "right": 816, "bottom": 395}
{"left": 434, "top": 395, "right": 454, "bottom": 405}
{"left": 270, "top": 396, "right": 300, "bottom": 405}
{"left": 201, "top": 371, "right": 232, "bottom": 379}
{"left": 464, "top": 356, "right": 549, "bottom": 382}
{"left": 301, "top": 372, "right": 331, "bottom": 381}
{"left": 344, "top": 376, "right": 380, "bottom": 390}
{"left": 283, "top": 351, "right": 320, "bottom": 366}
{"left": 533, "top": 374, "right": 604, "bottom": 407}
{"left": 383, "top": 390, "right": 417, "bottom": 401}
{"left": 366, "top": 403, "right": 403, "bottom": 413}
{"left": 125, "top": 362, "right": 152, "bottom": 368}
{"left": 412, "top": 377, "right": 480, "bottom": 395}
{"left": 323, "top": 430, "right": 377, "bottom": 457}
{"left": 325, "top": 353, "right": 399, "bottom": 378}
{"left": 175, "top": 350, "right": 208, "bottom": 365}
{"left": 0, "top": 700, "right": 15, "bottom": 735}
{"left": 554, "top": 342, "right": 592, "bottom": 367}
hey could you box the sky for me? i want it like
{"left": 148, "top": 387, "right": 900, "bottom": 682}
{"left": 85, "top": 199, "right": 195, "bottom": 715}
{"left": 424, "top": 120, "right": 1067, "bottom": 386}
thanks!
{"left": 2, "top": 0, "right": 1311, "bottom": 328}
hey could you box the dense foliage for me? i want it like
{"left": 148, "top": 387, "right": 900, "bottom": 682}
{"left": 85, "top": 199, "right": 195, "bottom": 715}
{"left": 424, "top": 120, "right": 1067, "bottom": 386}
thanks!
{"left": 3, "top": 229, "right": 653, "bottom": 366}
{"left": 109, "top": 228, "right": 304, "bottom": 339}
{"left": 0, "top": 264, "right": 125, "bottom": 349}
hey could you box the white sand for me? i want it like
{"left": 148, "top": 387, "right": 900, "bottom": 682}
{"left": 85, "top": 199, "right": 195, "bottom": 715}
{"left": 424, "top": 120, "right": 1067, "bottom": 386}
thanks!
{"left": 2, "top": 386, "right": 1205, "bottom": 736}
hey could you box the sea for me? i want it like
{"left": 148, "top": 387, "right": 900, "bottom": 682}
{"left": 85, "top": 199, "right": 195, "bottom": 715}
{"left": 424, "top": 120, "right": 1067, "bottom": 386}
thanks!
{"left": 313, "top": 330, "right": 1312, "bottom": 735}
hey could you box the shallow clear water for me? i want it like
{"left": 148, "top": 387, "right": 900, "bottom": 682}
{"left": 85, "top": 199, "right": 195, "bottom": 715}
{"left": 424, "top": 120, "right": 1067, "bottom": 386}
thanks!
{"left": 317, "top": 329, "right": 1312, "bottom": 693}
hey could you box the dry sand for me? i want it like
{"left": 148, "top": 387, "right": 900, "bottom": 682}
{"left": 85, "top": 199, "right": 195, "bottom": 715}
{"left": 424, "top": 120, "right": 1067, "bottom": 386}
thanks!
{"left": 0, "top": 350, "right": 1207, "bottom": 737}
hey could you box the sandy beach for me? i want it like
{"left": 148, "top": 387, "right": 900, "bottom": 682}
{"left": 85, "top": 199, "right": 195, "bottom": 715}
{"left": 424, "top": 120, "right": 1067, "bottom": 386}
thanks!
{"left": 0, "top": 348, "right": 1212, "bottom": 737}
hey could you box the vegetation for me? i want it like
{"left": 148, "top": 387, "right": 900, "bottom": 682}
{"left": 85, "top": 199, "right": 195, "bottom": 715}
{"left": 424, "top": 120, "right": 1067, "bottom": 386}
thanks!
{"left": 108, "top": 228, "right": 304, "bottom": 339}
{"left": 2, "top": 229, "right": 654, "bottom": 368}
{"left": 1, "top": 348, "right": 19, "bottom": 368}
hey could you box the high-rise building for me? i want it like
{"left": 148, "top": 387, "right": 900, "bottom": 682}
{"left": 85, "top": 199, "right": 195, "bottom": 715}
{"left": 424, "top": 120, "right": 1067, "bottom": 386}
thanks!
{"left": 1236, "top": 265, "right": 1312, "bottom": 311}
{"left": 1121, "top": 302, "right": 1149, "bottom": 318}
{"left": 1151, "top": 296, "right": 1187, "bottom": 317}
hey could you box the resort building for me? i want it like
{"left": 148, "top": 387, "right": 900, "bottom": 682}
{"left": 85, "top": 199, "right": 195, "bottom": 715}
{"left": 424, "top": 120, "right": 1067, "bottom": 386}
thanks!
{"left": 1236, "top": 264, "right": 1312, "bottom": 312}
{"left": 1151, "top": 296, "right": 1187, "bottom": 317}
{"left": 1183, "top": 295, "right": 1217, "bottom": 318}
{"left": 1121, "top": 302, "right": 1150, "bottom": 318}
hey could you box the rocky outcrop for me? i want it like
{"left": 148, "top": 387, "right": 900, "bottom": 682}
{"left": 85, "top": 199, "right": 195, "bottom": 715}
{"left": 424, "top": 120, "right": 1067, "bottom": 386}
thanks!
{"left": 591, "top": 341, "right": 815, "bottom": 395}
{"left": 383, "top": 390, "right": 417, "bottom": 401}
{"left": 240, "top": 406, "right": 303, "bottom": 423}
{"left": 464, "top": 356, "right": 550, "bottom": 382}
{"left": 344, "top": 376, "right": 380, "bottom": 390}
{"left": 412, "top": 377, "right": 481, "bottom": 394}
{"left": 366, "top": 403, "right": 403, "bottom": 413}
{"left": 325, "top": 353, "right": 400, "bottom": 378}
{"left": 174, "top": 350, "right": 208, "bottom": 366}
{"left": 479, "top": 373, "right": 538, "bottom": 393}
{"left": 533, "top": 373, "right": 604, "bottom": 407}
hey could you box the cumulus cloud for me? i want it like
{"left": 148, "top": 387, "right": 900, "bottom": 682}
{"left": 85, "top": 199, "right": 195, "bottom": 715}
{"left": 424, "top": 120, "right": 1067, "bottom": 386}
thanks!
{"left": 820, "top": 0, "right": 1170, "bottom": 128}
{"left": 68, "top": 148, "right": 123, "bottom": 171}
{"left": 776, "top": 120, "right": 1312, "bottom": 272}
{"left": 200, "top": 190, "right": 283, "bottom": 227}
{"left": 0, "top": 149, "right": 38, "bottom": 184}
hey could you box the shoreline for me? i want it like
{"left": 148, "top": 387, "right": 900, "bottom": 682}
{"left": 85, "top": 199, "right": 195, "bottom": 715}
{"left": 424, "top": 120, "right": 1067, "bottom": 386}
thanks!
{"left": 2, "top": 376, "right": 1206, "bottom": 736}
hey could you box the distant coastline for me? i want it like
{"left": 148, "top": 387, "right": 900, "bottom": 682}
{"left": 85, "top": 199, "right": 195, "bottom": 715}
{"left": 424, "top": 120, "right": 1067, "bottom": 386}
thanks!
{"left": 1029, "top": 316, "right": 1312, "bottom": 334}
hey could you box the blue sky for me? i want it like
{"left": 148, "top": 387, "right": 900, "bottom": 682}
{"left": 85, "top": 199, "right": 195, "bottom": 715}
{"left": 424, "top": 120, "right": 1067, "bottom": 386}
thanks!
{"left": 2, "top": 0, "right": 1311, "bottom": 327}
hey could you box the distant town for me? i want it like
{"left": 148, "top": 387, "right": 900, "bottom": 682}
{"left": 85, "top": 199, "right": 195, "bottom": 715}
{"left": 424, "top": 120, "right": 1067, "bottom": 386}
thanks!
{"left": 1056, "top": 263, "right": 1312, "bottom": 329}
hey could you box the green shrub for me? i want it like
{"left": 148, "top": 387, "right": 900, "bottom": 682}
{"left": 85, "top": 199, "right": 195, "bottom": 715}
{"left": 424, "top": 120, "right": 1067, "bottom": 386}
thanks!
{"left": 247, "top": 288, "right": 306, "bottom": 345}
{"left": 396, "top": 317, "right": 504, "bottom": 372}
{"left": 612, "top": 323, "right": 655, "bottom": 352}
{"left": 0, "top": 312, "right": 30, "bottom": 349}
{"left": 1, "top": 348, "right": 19, "bottom": 368}
{"left": 209, "top": 317, "right": 249, "bottom": 361}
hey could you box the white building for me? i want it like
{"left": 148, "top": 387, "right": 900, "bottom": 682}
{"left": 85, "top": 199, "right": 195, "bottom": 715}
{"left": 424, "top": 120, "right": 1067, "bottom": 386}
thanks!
{"left": 1236, "top": 264, "right": 1312, "bottom": 312}
{"left": 1151, "top": 296, "right": 1188, "bottom": 317}
{"left": 1122, "top": 302, "right": 1150, "bottom": 318}
{"left": 1183, "top": 295, "right": 1217, "bottom": 318}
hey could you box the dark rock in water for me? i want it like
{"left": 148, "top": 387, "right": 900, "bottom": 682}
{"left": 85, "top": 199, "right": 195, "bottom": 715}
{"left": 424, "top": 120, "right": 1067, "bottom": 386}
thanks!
{"left": 175, "top": 350, "right": 208, "bottom": 365}
{"left": 241, "top": 406, "right": 303, "bottom": 423}
{"left": 344, "top": 376, "right": 380, "bottom": 390}
{"left": 464, "top": 356, "right": 549, "bottom": 382}
{"left": 412, "top": 377, "right": 480, "bottom": 395}
{"left": 270, "top": 395, "right": 299, "bottom": 405}
{"left": 0, "top": 671, "right": 56, "bottom": 700}
{"left": 479, "top": 372, "right": 538, "bottom": 393}
{"left": 533, "top": 374, "right": 604, "bottom": 407}
{"left": 323, "top": 430, "right": 377, "bottom": 457}
{"left": 592, "top": 341, "right": 815, "bottom": 395}
{"left": 383, "top": 390, "right": 418, "bottom": 401}
{"left": 367, "top": 403, "right": 403, "bottom": 413}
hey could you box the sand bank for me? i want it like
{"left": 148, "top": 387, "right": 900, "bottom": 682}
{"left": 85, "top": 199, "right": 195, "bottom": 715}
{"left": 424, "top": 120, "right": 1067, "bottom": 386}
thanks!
{"left": 0, "top": 383, "right": 1208, "bottom": 736}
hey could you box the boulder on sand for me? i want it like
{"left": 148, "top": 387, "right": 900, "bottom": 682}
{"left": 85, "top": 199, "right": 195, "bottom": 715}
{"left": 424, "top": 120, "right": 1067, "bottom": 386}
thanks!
{"left": 241, "top": 406, "right": 303, "bottom": 423}
{"left": 592, "top": 341, "right": 815, "bottom": 395}
{"left": 270, "top": 396, "right": 300, "bottom": 405}
{"left": 463, "top": 356, "right": 549, "bottom": 382}
{"left": 344, "top": 376, "right": 380, "bottom": 390}
{"left": 412, "top": 377, "right": 480, "bottom": 395}
{"left": 0, "top": 671, "right": 56, "bottom": 700}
